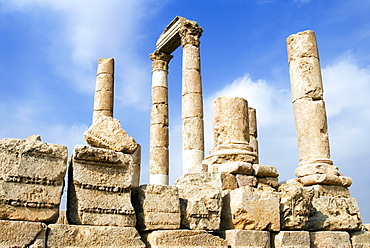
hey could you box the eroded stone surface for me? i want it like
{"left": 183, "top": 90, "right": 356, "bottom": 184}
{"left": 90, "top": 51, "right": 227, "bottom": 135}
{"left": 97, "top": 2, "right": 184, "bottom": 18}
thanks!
{"left": 132, "top": 184, "right": 181, "bottom": 231}
{"left": 298, "top": 174, "right": 352, "bottom": 187}
{"left": 273, "top": 231, "right": 310, "bottom": 248}
{"left": 236, "top": 174, "right": 258, "bottom": 188}
{"left": 350, "top": 231, "right": 370, "bottom": 248}
{"left": 310, "top": 231, "right": 351, "bottom": 248}
{"left": 252, "top": 164, "right": 279, "bottom": 178}
{"left": 47, "top": 224, "right": 145, "bottom": 247}
{"left": 220, "top": 230, "right": 271, "bottom": 248}
{"left": 0, "top": 220, "right": 46, "bottom": 248}
{"left": 84, "top": 116, "right": 138, "bottom": 153}
{"left": 0, "top": 136, "right": 67, "bottom": 222}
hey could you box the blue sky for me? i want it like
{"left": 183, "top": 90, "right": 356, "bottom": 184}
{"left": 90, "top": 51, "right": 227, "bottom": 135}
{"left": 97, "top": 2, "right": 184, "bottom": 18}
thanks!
{"left": 1, "top": 0, "right": 370, "bottom": 223}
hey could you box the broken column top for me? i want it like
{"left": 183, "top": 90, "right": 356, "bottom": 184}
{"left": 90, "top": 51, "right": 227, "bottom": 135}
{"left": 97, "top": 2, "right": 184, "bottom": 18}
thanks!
{"left": 286, "top": 30, "right": 319, "bottom": 63}
{"left": 97, "top": 58, "right": 114, "bottom": 75}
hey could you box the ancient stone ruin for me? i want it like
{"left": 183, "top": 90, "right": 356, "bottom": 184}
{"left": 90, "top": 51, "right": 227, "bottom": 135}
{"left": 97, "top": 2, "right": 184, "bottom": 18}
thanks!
{"left": 1, "top": 16, "right": 369, "bottom": 247}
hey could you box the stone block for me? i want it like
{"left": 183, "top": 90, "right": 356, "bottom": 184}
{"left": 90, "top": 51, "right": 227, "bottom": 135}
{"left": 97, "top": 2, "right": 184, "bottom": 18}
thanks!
{"left": 220, "top": 230, "right": 270, "bottom": 248}
{"left": 204, "top": 147, "right": 257, "bottom": 166}
{"left": 222, "top": 186, "right": 280, "bottom": 231}
{"left": 279, "top": 184, "right": 313, "bottom": 230}
{"left": 132, "top": 184, "right": 181, "bottom": 231}
{"left": 306, "top": 197, "right": 362, "bottom": 231}
{"left": 310, "top": 231, "right": 351, "bottom": 248}
{"left": 298, "top": 174, "right": 352, "bottom": 187}
{"left": 307, "top": 184, "right": 351, "bottom": 198}
{"left": 0, "top": 220, "right": 46, "bottom": 248}
{"left": 351, "top": 231, "right": 370, "bottom": 248}
{"left": 84, "top": 116, "right": 138, "bottom": 153}
{"left": 252, "top": 164, "right": 279, "bottom": 178}
{"left": 142, "top": 230, "right": 228, "bottom": 248}
{"left": 258, "top": 177, "right": 279, "bottom": 188}
{"left": 272, "top": 231, "right": 310, "bottom": 248}
{"left": 47, "top": 224, "right": 145, "bottom": 247}
{"left": 295, "top": 163, "right": 339, "bottom": 177}
{"left": 0, "top": 136, "right": 67, "bottom": 222}
{"left": 209, "top": 161, "right": 253, "bottom": 174}
{"left": 236, "top": 174, "right": 258, "bottom": 187}
{"left": 175, "top": 173, "right": 225, "bottom": 230}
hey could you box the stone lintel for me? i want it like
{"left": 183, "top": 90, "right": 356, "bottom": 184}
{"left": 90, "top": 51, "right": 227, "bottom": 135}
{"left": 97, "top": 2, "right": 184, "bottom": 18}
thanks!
{"left": 156, "top": 16, "right": 183, "bottom": 53}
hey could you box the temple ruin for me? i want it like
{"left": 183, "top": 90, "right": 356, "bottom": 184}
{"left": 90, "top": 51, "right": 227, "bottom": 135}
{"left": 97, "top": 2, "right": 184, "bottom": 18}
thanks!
{"left": 0, "top": 16, "right": 369, "bottom": 247}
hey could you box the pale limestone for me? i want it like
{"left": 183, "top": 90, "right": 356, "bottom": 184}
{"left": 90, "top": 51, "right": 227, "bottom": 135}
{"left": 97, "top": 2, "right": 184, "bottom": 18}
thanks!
{"left": 0, "top": 220, "right": 46, "bottom": 248}
{"left": 208, "top": 161, "right": 253, "bottom": 174}
{"left": 175, "top": 173, "right": 226, "bottom": 230}
{"left": 142, "top": 230, "right": 228, "bottom": 248}
{"left": 310, "top": 231, "right": 352, "bottom": 248}
{"left": 132, "top": 184, "right": 181, "bottom": 231}
{"left": 252, "top": 164, "right": 279, "bottom": 178}
{"left": 307, "top": 184, "right": 351, "bottom": 198}
{"left": 47, "top": 224, "right": 145, "bottom": 247}
{"left": 279, "top": 184, "right": 313, "bottom": 230}
{"left": 0, "top": 136, "right": 67, "bottom": 222}
{"left": 222, "top": 186, "right": 280, "bottom": 231}
{"left": 298, "top": 174, "right": 352, "bottom": 187}
{"left": 351, "top": 231, "right": 370, "bottom": 248}
{"left": 84, "top": 116, "right": 138, "bottom": 153}
{"left": 220, "top": 230, "right": 271, "bottom": 248}
{"left": 236, "top": 174, "right": 258, "bottom": 188}
{"left": 272, "top": 231, "right": 310, "bottom": 248}
{"left": 258, "top": 177, "right": 279, "bottom": 188}
{"left": 295, "top": 163, "right": 339, "bottom": 177}
{"left": 306, "top": 197, "right": 362, "bottom": 230}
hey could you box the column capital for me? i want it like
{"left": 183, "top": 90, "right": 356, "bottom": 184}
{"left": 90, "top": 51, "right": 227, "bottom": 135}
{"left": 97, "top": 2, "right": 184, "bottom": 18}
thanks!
{"left": 150, "top": 50, "right": 173, "bottom": 70}
{"left": 179, "top": 20, "right": 203, "bottom": 47}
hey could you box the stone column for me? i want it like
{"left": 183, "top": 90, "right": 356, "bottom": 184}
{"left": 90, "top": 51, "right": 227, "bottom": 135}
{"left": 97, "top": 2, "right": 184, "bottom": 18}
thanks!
{"left": 286, "top": 30, "right": 334, "bottom": 175}
{"left": 179, "top": 20, "right": 205, "bottom": 174}
{"left": 92, "top": 58, "right": 114, "bottom": 123}
{"left": 248, "top": 107, "right": 259, "bottom": 164}
{"left": 149, "top": 50, "right": 173, "bottom": 185}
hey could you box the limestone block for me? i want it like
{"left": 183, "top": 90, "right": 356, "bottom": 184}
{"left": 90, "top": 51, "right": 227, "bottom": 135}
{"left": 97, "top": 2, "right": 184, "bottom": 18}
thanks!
{"left": 150, "top": 147, "right": 169, "bottom": 175}
{"left": 150, "top": 124, "right": 169, "bottom": 147}
{"left": 222, "top": 186, "right": 280, "bottom": 231}
{"left": 175, "top": 173, "right": 225, "bottom": 230}
{"left": 0, "top": 220, "right": 46, "bottom": 248}
{"left": 287, "top": 30, "right": 319, "bottom": 61}
{"left": 152, "top": 86, "right": 168, "bottom": 104}
{"left": 362, "top": 224, "right": 370, "bottom": 231}
{"left": 182, "top": 117, "right": 204, "bottom": 150}
{"left": 97, "top": 57, "right": 114, "bottom": 74}
{"left": 182, "top": 44, "right": 201, "bottom": 70}
{"left": 306, "top": 197, "right": 362, "bottom": 230}
{"left": 252, "top": 164, "right": 279, "bottom": 178}
{"left": 258, "top": 177, "right": 279, "bottom": 188}
{"left": 150, "top": 104, "right": 168, "bottom": 125}
{"left": 84, "top": 116, "right": 138, "bottom": 153}
{"left": 298, "top": 174, "right": 352, "bottom": 187}
{"left": 205, "top": 149, "right": 257, "bottom": 166}
{"left": 182, "top": 92, "right": 203, "bottom": 118}
{"left": 272, "top": 231, "right": 310, "bottom": 248}
{"left": 307, "top": 184, "right": 350, "bottom": 198}
{"left": 182, "top": 70, "right": 203, "bottom": 93}
{"left": 295, "top": 163, "right": 339, "bottom": 177}
{"left": 220, "top": 230, "right": 270, "bottom": 248}
{"left": 142, "top": 230, "right": 227, "bottom": 248}
{"left": 351, "top": 231, "right": 370, "bottom": 248}
{"left": 0, "top": 136, "right": 67, "bottom": 222}
{"left": 236, "top": 174, "right": 258, "bottom": 188}
{"left": 208, "top": 161, "right": 253, "bottom": 174}
{"left": 279, "top": 184, "right": 313, "bottom": 230}
{"left": 310, "top": 231, "right": 351, "bottom": 248}
{"left": 47, "top": 224, "right": 145, "bottom": 247}
{"left": 132, "top": 184, "right": 181, "bottom": 231}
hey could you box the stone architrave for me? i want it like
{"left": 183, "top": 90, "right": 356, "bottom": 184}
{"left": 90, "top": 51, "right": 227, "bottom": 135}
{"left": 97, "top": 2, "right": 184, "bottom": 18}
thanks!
{"left": 220, "top": 230, "right": 271, "bottom": 248}
{"left": 0, "top": 220, "right": 47, "bottom": 248}
{"left": 272, "top": 231, "right": 310, "bottom": 248}
{"left": 92, "top": 58, "right": 114, "bottom": 123}
{"left": 67, "top": 145, "right": 139, "bottom": 226}
{"left": 310, "top": 231, "right": 352, "bottom": 248}
{"left": 141, "top": 230, "right": 228, "bottom": 248}
{"left": 222, "top": 186, "right": 280, "bottom": 231}
{"left": 84, "top": 116, "right": 138, "bottom": 153}
{"left": 132, "top": 184, "right": 181, "bottom": 231}
{"left": 47, "top": 224, "right": 145, "bottom": 248}
{"left": 149, "top": 50, "right": 173, "bottom": 185}
{"left": 0, "top": 136, "right": 67, "bottom": 223}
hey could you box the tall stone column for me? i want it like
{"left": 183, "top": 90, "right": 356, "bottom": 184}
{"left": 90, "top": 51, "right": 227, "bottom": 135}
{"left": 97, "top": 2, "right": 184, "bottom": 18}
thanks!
{"left": 248, "top": 107, "right": 259, "bottom": 164}
{"left": 149, "top": 50, "right": 173, "bottom": 185}
{"left": 93, "top": 58, "right": 114, "bottom": 123}
{"left": 287, "top": 30, "right": 337, "bottom": 178}
{"left": 179, "top": 20, "right": 205, "bottom": 174}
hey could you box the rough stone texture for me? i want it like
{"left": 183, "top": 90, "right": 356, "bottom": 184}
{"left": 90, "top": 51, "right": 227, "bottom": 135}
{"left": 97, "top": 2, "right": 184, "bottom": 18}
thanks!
{"left": 47, "top": 224, "right": 145, "bottom": 247}
{"left": 67, "top": 145, "right": 138, "bottom": 226}
{"left": 298, "top": 174, "right": 352, "bottom": 187}
{"left": 279, "top": 183, "right": 313, "bottom": 230}
{"left": 0, "top": 136, "right": 67, "bottom": 223}
{"left": 208, "top": 161, "right": 253, "bottom": 174}
{"left": 252, "top": 164, "right": 279, "bottom": 178}
{"left": 248, "top": 107, "right": 258, "bottom": 164}
{"left": 220, "top": 230, "right": 271, "bottom": 248}
{"left": 0, "top": 220, "right": 46, "bottom": 248}
{"left": 142, "top": 230, "right": 228, "bottom": 248}
{"left": 307, "top": 184, "right": 351, "bottom": 198}
{"left": 258, "top": 177, "right": 279, "bottom": 189}
{"left": 295, "top": 163, "right": 339, "bottom": 177}
{"left": 310, "top": 231, "right": 352, "bottom": 248}
{"left": 56, "top": 210, "right": 69, "bottom": 224}
{"left": 175, "top": 173, "right": 226, "bottom": 230}
{"left": 84, "top": 116, "right": 138, "bottom": 153}
{"left": 222, "top": 186, "right": 280, "bottom": 231}
{"left": 272, "top": 231, "right": 310, "bottom": 248}
{"left": 132, "top": 184, "right": 181, "bottom": 231}
{"left": 351, "top": 231, "right": 370, "bottom": 248}
{"left": 236, "top": 174, "right": 258, "bottom": 188}
{"left": 306, "top": 197, "right": 362, "bottom": 231}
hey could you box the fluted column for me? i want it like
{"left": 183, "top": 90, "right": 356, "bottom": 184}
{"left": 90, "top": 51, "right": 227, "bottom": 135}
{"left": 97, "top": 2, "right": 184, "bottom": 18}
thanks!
{"left": 179, "top": 20, "right": 204, "bottom": 174}
{"left": 93, "top": 58, "right": 114, "bottom": 123}
{"left": 149, "top": 50, "right": 173, "bottom": 185}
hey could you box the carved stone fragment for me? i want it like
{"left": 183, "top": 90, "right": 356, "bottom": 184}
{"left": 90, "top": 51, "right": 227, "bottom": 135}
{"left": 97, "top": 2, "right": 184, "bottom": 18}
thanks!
{"left": 84, "top": 116, "right": 138, "bottom": 153}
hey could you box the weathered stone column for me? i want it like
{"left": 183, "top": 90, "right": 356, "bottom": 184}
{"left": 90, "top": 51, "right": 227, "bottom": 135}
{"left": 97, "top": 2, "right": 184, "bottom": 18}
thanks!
{"left": 92, "top": 58, "right": 114, "bottom": 123}
{"left": 149, "top": 50, "right": 173, "bottom": 185}
{"left": 179, "top": 20, "right": 205, "bottom": 174}
{"left": 248, "top": 107, "right": 259, "bottom": 164}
